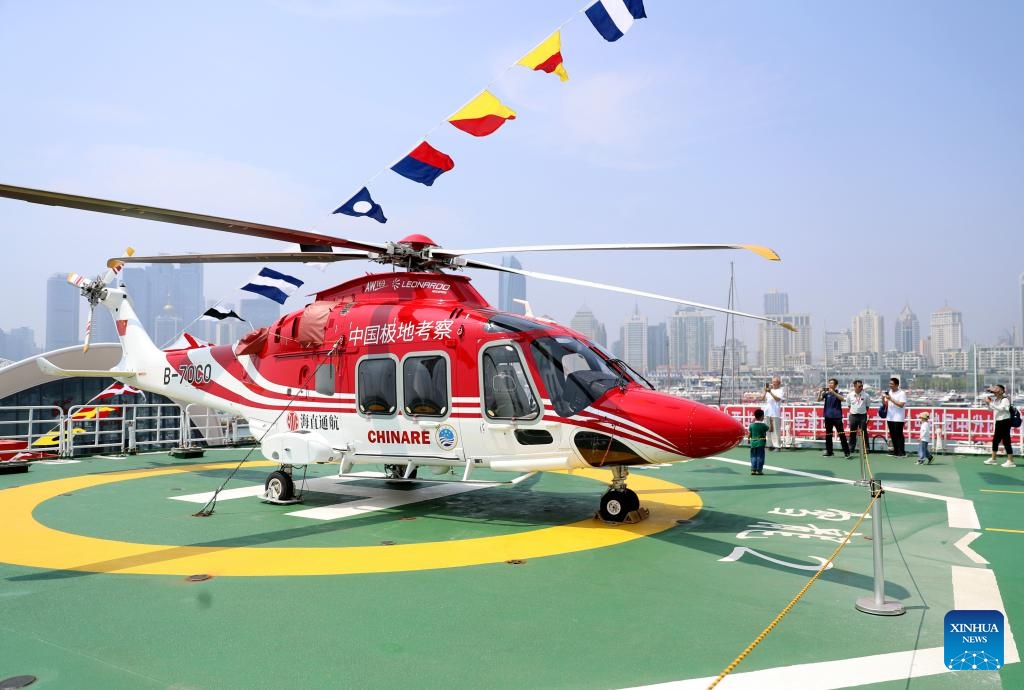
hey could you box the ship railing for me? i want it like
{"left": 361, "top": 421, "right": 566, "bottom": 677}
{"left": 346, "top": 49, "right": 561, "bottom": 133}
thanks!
{"left": 716, "top": 404, "right": 1019, "bottom": 455}
{"left": 0, "top": 405, "right": 65, "bottom": 458}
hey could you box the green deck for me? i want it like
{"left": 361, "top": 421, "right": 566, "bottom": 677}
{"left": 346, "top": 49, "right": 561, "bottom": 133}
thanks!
{"left": 1, "top": 447, "right": 1021, "bottom": 689}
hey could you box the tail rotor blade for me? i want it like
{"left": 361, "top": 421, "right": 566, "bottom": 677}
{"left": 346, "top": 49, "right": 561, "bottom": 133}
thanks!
{"left": 67, "top": 272, "right": 93, "bottom": 289}
{"left": 83, "top": 305, "right": 95, "bottom": 353}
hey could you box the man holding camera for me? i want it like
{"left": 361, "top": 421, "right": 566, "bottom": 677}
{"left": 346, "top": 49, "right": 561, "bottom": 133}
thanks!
{"left": 818, "top": 378, "right": 851, "bottom": 458}
{"left": 882, "top": 377, "right": 908, "bottom": 457}
{"left": 761, "top": 376, "right": 785, "bottom": 451}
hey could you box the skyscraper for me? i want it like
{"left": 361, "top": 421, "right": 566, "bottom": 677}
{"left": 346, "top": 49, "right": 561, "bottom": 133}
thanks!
{"left": 46, "top": 273, "right": 80, "bottom": 351}
{"left": 647, "top": 323, "right": 668, "bottom": 372}
{"left": 930, "top": 306, "right": 964, "bottom": 363}
{"left": 668, "top": 307, "right": 715, "bottom": 371}
{"left": 498, "top": 256, "right": 526, "bottom": 315}
{"left": 851, "top": 308, "right": 884, "bottom": 354}
{"left": 570, "top": 305, "right": 606, "bottom": 346}
{"left": 122, "top": 263, "right": 204, "bottom": 337}
{"left": 620, "top": 307, "right": 648, "bottom": 373}
{"left": 763, "top": 290, "right": 789, "bottom": 316}
{"left": 894, "top": 304, "right": 920, "bottom": 353}
{"left": 240, "top": 298, "right": 281, "bottom": 330}
{"left": 823, "top": 330, "right": 852, "bottom": 364}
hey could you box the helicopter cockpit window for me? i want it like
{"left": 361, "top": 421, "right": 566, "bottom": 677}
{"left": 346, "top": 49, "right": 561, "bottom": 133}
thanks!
{"left": 403, "top": 355, "right": 448, "bottom": 417}
{"left": 357, "top": 358, "right": 397, "bottom": 415}
{"left": 481, "top": 345, "right": 538, "bottom": 420}
{"left": 530, "top": 336, "right": 621, "bottom": 417}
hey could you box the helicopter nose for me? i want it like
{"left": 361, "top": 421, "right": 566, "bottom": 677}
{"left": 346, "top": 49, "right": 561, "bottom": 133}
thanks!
{"left": 676, "top": 402, "right": 745, "bottom": 457}
{"left": 593, "top": 390, "right": 744, "bottom": 459}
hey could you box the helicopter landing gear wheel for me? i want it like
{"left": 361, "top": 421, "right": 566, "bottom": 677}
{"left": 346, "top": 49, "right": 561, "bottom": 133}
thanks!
{"left": 596, "top": 467, "right": 648, "bottom": 524}
{"left": 264, "top": 470, "right": 295, "bottom": 501}
{"left": 384, "top": 464, "right": 418, "bottom": 480}
{"left": 598, "top": 489, "right": 640, "bottom": 522}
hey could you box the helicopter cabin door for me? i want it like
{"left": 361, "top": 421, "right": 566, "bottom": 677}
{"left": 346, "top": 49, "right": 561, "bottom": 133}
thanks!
{"left": 350, "top": 351, "right": 464, "bottom": 474}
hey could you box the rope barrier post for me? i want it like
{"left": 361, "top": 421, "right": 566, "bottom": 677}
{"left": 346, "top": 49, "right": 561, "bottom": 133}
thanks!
{"left": 855, "top": 479, "right": 905, "bottom": 616}
{"left": 854, "top": 428, "right": 870, "bottom": 487}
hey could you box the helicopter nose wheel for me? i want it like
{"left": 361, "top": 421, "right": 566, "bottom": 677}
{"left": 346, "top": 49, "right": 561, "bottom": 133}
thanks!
{"left": 596, "top": 467, "right": 648, "bottom": 524}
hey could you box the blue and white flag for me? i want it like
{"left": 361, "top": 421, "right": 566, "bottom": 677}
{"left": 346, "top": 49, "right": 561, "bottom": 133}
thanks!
{"left": 333, "top": 186, "right": 387, "bottom": 223}
{"left": 585, "top": 0, "right": 646, "bottom": 42}
{"left": 241, "top": 267, "right": 304, "bottom": 305}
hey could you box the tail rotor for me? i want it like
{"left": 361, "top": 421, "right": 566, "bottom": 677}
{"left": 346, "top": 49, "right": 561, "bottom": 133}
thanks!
{"left": 68, "top": 247, "right": 135, "bottom": 352}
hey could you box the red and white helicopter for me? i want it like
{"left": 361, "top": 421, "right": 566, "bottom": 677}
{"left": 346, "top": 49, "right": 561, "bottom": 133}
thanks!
{"left": 1, "top": 183, "right": 793, "bottom": 522}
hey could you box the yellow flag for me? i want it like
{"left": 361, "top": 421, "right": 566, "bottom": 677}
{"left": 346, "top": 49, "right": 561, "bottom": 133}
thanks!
{"left": 517, "top": 31, "right": 568, "bottom": 82}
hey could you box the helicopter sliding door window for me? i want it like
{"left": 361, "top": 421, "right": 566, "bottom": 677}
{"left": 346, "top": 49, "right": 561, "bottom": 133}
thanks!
{"left": 481, "top": 344, "right": 539, "bottom": 420}
{"left": 357, "top": 357, "right": 397, "bottom": 415}
{"left": 402, "top": 355, "right": 448, "bottom": 416}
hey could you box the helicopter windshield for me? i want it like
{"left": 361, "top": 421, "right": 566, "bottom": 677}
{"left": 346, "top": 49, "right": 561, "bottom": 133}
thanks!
{"left": 529, "top": 336, "right": 622, "bottom": 417}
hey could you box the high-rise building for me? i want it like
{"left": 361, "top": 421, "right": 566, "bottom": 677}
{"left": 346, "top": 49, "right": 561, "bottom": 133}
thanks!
{"left": 709, "top": 338, "right": 747, "bottom": 372}
{"left": 620, "top": 307, "right": 648, "bottom": 373}
{"left": 763, "top": 290, "right": 789, "bottom": 316}
{"left": 894, "top": 304, "right": 920, "bottom": 353}
{"left": 498, "top": 256, "right": 526, "bottom": 315}
{"left": 570, "top": 305, "right": 606, "bottom": 346}
{"left": 46, "top": 273, "right": 80, "bottom": 351}
{"left": 851, "top": 308, "right": 884, "bottom": 354}
{"left": 1020, "top": 273, "right": 1024, "bottom": 347}
{"left": 647, "top": 323, "right": 668, "bottom": 372}
{"left": 759, "top": 311, "right": 810, "bottom": 370}
{"left": 930, "top": 306, "right": 964, "bottom": 363}
{"left": 824, "top": 329, "right": 852, "bottom": 364}
{"left": 153, "top": 302, "right": 183, "bottom": 348}
{"left": 122, "top": 263, "right": 205, "bottom": 338}
{"left": 668, "top": 308, "right": 715, "bottom": 371}
{"left": 0, "top": 327, "right": 38, "bottom": 361}
{"left": 240, "top": 298, "right": 280, "bottom": 330}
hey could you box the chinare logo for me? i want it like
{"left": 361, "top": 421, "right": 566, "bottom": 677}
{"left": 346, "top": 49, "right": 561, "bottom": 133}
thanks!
{"left": 436, "top": 424, "right": 458, "bottom": 451}
{"left": 944, "top": 610, "right": 1005, "bottom": 670}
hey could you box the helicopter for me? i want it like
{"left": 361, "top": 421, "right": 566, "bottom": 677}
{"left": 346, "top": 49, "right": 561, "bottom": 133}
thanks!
{"left": 0, "top": 182, "right": 793, "bottom": 522}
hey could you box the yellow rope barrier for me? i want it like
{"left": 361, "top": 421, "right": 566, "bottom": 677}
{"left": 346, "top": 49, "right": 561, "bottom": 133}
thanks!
{"left": 706, "top": 492, "right": 880, "bottom": 689}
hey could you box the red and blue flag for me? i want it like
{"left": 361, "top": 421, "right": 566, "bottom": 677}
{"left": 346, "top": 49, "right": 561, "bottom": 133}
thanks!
{"left": 391, "top": 142, "right": 455, "bottom": 186}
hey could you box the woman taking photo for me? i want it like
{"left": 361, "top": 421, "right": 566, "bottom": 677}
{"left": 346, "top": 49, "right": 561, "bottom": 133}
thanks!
{"left": 984, "top": 384, "right": 1016, "bottom": 468}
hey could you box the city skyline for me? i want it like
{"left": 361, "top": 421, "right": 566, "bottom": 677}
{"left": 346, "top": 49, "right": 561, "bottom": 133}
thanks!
{"left": 1, "top": 3, "right": 1021, "bottom": 358}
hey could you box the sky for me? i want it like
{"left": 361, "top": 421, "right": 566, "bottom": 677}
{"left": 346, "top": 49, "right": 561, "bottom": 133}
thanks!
{"left": 1, "top": 0, "right": 1022, "bottom": 356}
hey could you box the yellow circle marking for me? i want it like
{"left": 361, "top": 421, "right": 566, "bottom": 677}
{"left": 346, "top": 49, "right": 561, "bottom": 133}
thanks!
{"left": 0, "top": 462, "right": 701, "bottom": 577}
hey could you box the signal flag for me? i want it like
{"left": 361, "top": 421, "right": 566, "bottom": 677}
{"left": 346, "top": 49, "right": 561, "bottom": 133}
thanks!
{"left": 333, "top": 187, "right": 387, "bottom": 223}
{"left": 448, "top": 91, "right": 517, "bottom": 137}
{"left": 585, "top": 0, "right": 646, "bottom": 42}
{"left": 517, "top": 31, "right": 568, "bottom": 82}
{"left": 241, "top": 267, "right": 304, "bottom": 305}
{"left": 390, "top": 142, "right": 455, "bottom": 186}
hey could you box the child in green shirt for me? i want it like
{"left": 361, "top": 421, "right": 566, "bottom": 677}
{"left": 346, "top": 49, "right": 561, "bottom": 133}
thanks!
{"left": 749, "top": 409, "right": 769, "bottom": 475}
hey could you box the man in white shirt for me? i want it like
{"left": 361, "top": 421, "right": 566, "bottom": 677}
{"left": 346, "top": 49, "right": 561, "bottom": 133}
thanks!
{"left": 761, "top": 376, "right": 786, "bottom": 451}
{"left": 847, "top": 379, "right": 870, "bottom": 454}
{"left": 881, "top": 377, "right": 908, "bottom": 456}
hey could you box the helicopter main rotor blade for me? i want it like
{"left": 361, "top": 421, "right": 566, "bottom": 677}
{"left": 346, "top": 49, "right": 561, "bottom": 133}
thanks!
{"left": 466, "top": 259, "right": 796, "bottom": 331}
{"left": 0, "top": 183, "right": 387, "bottom": 254}
{"left": 110, "top": 251, "right": 370, "bottom": 264}
{"left": 437, "top": 243, "right": 781, "bottom": 261}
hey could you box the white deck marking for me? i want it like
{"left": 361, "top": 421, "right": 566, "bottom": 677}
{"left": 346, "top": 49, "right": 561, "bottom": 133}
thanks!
{"left": 624, "top": 456, "right": 1014, "bottom": 689}
{"left": 953, "top": 565, "right": 1019, "bottom": 663}
{"left": 710, "top": 456, "right": 981, "bottom": 528}
{"left": 170, "top": 474, "right": 496, "bottom": 520}
{"left": 953, "top": 532, "right": 989, "bottom": 565}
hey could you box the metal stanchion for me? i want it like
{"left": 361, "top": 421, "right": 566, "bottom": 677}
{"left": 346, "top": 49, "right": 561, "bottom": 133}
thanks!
{"left": 854, "top": 428, "right": 870, "bottom": 487}
{"left": 855, "top": 479, "right": 905, "bottom": 616}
